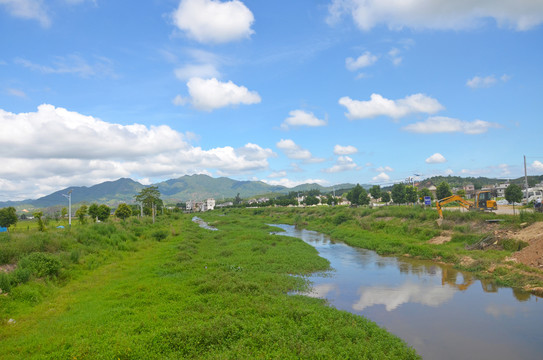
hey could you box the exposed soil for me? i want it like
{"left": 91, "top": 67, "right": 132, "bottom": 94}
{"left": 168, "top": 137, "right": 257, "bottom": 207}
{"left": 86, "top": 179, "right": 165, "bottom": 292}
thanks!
{"left": 508, "top": 222, "right": 543, "bottom": 268}
{"left": 0, "top": 264, "right": 17, "bottom": 273}
{"left": 428, "top": 230, "right": 452, "bottom": 244}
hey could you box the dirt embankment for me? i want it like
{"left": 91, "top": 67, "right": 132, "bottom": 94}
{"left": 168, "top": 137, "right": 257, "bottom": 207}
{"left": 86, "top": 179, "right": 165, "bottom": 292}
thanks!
{"left": 428, "top": 221, "right": 543, "bottom": 269}
{"left": 508, "top": 222, "right": 543, "bottom": 268}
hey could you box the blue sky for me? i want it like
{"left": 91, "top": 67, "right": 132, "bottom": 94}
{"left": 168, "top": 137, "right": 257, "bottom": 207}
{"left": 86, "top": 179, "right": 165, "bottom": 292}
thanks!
{"left": 1, "top": 0, "right": 543, "bottom": 200}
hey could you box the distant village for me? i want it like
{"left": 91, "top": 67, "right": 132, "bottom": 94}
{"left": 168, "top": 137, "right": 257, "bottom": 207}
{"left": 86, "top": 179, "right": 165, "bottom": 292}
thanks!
{"left": 185, "top": 179, "right": 543, "bottom": 213}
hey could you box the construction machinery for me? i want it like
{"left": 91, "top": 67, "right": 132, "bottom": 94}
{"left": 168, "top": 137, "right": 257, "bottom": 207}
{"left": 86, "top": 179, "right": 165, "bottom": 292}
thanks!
{"left": 436, "top": 190, "right": 497, "bottom": 223}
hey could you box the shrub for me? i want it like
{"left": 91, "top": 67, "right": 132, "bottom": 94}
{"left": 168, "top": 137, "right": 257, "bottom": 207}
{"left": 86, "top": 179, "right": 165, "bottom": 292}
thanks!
{"left": 11, "top": 267, "right": 31, "bottom": 285}
{"left": 333, "top": 213, "right": 350, "bottom": 225}
{"left": 151, "top": 229, "right": 168, "bottom": 241}
{"left": 19, "top": 252, "right": 62, "bottom": 277}
{"left": 0, "top": 272, "right": 11, "bottom": 293}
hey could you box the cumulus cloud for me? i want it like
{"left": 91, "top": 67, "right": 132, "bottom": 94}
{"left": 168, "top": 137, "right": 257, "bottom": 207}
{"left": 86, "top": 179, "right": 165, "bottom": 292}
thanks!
{"left": 372, "top": 172, "right": 390, "bottom": 182}
{"left": 176, "top": 77, "right": 261, "bottom": 111}
{"left": 345, "top": 51, "right": 378, "bottom": 71}
{"left": 276, "top": 139, "right": 325, "bottom": 164}
{"left": 426, "top": 153, "right": 447, "bottom": 164}
{"left": 172, "top": 0, "right": 254, "bottom": 44}
{"left": 403, "top": 116, "right": 501, "bottom": 134}
{"left": 323, "top": 156, "right": 359, "bottom": 173}
{"left": 326, "top": 0, "right": 543, "bottom": 31}
{"left": 281, "top": 110, "right": 327, "bottom": 129}
{"left": 0, "top": 0, "right": 50, "bottom": 27}
{"left": 334, "top": 145, "right": 358, "bottom": 155}
{"left": 532, "top": 160, "right": 543, "bottom": 171}
{"left": 276, "top": 139, "right": 313, "bottom": 160}
{"left": 0, "top": 105, "right": 275, "bottom": 200}
{"left": 339, "top": 93, "right": 444, "bottom": 120}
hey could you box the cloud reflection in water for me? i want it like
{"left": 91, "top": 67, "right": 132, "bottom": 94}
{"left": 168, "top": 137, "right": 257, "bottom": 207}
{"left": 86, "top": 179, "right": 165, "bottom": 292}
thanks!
{"left": 353, "top": 282, "right": 457, "bottom": 311}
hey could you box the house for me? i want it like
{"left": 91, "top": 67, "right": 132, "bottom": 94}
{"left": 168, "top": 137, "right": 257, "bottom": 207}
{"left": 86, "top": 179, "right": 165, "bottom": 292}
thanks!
{"left": 495, "top": 182, "right": 510, "bottom": 198}
{"left": 463, "top": 184, "right": 475, "bottom": 199}
{"left": 186, "top": 198, "right": 215, "bottom": 212}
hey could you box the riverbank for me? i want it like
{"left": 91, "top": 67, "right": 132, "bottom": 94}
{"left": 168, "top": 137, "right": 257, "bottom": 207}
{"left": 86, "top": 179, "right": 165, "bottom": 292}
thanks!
{"left": 208, "top": 206, "right": 543, "bottom": 295}
{"left": 0, "top": 214, "right": 418, "bottom": 359}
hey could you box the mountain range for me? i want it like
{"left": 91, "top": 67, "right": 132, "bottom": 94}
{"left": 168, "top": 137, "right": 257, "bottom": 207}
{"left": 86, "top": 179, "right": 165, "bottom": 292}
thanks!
{"left": 0, "top": 175, "right": 356, "bottom": 209}
{"left": 3, "top": 174, "right": 541, "bottom": 210}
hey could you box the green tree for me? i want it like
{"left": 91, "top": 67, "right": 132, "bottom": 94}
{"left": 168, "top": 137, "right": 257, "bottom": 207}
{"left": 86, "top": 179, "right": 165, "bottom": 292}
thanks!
{"left": 456, "top": 189, "right": 466, "bottom": 198}
{"left": 369, "top": 185, "right": 381, "bottom": 200}
{"left": 436, "top": 182, "right": 453, "bottom": 200}
{"left": 381, "top": 192, "right": 391, "bottom": 203}
{"left": 88, "top": 204, "right": 100, "bottom": 222}
{"left": 61, "top": 207, "right": 68, "bottom": 220}
{"left": 97, "top": 205, "right": 111, "bottom": 222}
{"left": 347, "top": 184, "right": 364, "bottom": 206}
{"left": 33, "top": 211, "right": 45, "bottom": 232}
{"left": 0, "top": 207, "right": 18, "bottom": 231}
{"left": 505, "top": 184, "right": 523, "bottom": 215}
{"left": 115, "top": 203, "right": 132, "bottom": 220}
{"left": 391, "top": 183, "right": 406, "bottom": 204}
{"left": 418, "top": 188, "right": 433, "bottom": 201}
{"left": 135, "top": 186, "right": 163, "bottom": 216}
{"left": 405, "top": 186, "right": 418, "bottom": 204}
{"left": 75, "top": 205, "right": 88, "bottom": 225}
{"left": 359, "top": 188, "right": 370, "bottom": 206}
{"left": 234, "top": 193, "right": 242, "bottom": 206}
{"left": 304, "top": 195, "right": 319, "bottom": 206}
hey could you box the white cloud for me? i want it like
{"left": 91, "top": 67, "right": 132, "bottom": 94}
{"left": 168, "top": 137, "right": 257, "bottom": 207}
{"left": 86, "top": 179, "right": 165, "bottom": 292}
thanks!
{"left": 426, "top": 153, "right": 447, "bottom": 164}
{"left": 466, "top": 75, "right": 496, "bottom": 88}
{"left": 174, "top": 64, "right": 220, "bottom": 81}
{"left": 281, "top": 110, "right": 327, "bottom": 129}
{"left": 532, "top": 160, "right": 543, "bottom": 171}
{"left": 15, "top": 54, "right": 115, "bottom": 78}
{"left": 7, "top": 88, "right": 26, "bottom": 98}
{"left": 268, "top": 171, "right": 287, "bottom": 178}
{"left": 276, "top": 139, "right": 313, "bottom": 160}
{"left": 334, "top": 145, "right": 358, "bottom": 155}
{"left": 466, "top": 74, "right": 511, "bottom": 88}
{"left": 0, "top": 0, "right": 50, "bottom": 27}
{"left": 172, "top": 0, "right": 254, "bottom": 44}
{"left": 0, "top": 105, "right": 275, "bottom": 200}
{"left": 178, "top": 77, "right": 261, "bottom": 111}
{"left": 262, "top": 178, "right": 328, "bottom": 188}
{"left": 388, "top": 48, "right": 402, "bottom": 66}
{"left": 345, "top": 51, "right": 378, "bottom": 71}
{"left": 323, "top": 156, "right": 359, "bottom": 173}
{"left": 376, "top": 166, "right": 393, "bottom": 172}
{"left": 498, "top": 163, "right": 511, "bottom": 176}
{"left": 372, "top": 172, "right": 390, "bottom": 182}
{"left": 327, "top": 0, "right": 543, "bottom": 31}
{"left": 403, "top": 116, "right": 501, "bottom": 134}
{"left": 339, "top": 93, "right": 444, "bottom": 120}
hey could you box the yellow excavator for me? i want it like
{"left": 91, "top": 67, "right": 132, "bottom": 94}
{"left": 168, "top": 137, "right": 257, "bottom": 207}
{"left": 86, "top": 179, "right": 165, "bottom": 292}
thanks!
{"left": 436, "top": 190, "right": 497, "bottom": 223}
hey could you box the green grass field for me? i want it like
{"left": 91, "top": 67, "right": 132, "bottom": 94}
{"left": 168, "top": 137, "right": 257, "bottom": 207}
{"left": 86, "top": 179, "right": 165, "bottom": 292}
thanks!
{"left": 0, "top": 212, "right": 419, "bottom": 359}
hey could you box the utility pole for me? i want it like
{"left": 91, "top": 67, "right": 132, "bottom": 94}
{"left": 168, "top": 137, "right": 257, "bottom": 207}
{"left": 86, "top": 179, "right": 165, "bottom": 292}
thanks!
{"left": 62, "top": 190, "right": 72, "bottom": 227}
{"left": 524, "top": 155, "right": 529, "bottom": 202}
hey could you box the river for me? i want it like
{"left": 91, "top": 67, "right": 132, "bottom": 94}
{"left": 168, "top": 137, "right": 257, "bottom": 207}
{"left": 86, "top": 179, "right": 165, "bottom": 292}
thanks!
{"left": 272, "top": 224, "right": 543, "bottom": 360}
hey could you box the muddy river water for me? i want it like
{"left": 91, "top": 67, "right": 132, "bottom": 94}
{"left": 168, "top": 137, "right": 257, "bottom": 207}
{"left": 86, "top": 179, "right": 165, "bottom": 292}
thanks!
{"left": 272, "top": 224, "right": 543, "bottom": 360}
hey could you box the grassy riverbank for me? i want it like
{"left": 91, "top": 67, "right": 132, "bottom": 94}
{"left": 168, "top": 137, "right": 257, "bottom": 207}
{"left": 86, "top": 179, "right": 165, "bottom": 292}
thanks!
{"left": 210, "top": 206, "right": 543, "bottom": 294}
{"left": 0, "top": 213, "right": 419, "bottom": 359}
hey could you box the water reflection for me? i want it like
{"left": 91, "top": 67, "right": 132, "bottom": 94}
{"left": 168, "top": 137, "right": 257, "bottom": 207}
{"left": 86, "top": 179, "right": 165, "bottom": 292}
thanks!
{"left": 272, "top": 224, "right": 543, "bottom": 360}
{"left": 191, "top": 216, "right": 218, "bottom": 231}
{"left": 353, "top": 282, "right": 456, "bottom": 311}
